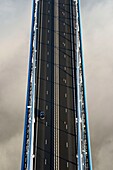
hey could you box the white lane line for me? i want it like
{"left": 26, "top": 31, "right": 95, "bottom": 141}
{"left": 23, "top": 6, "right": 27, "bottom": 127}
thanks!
{"left": 46, "top": 90, "right": 49, "bottom": 95}
{"left": 62, "top": 12, "right": 65, "bottom": 16}
{"left": 46, "top": 105, "right": 48, "bottom": 110}
{"left": 65, "top": 108, "right": 68, "bottom": 113}
{"left": 66, "top": 124, "right": 68, "bottom": 130}
{"left": 65, "top": 93, "right": 67, "bottom": 98}
{"left": 46, "top": 122, "right": 48, "bottom": 126}
{"left": 64, "top": 32, "right": 66, "bottom": 36}
{"left": 45, "top": 139, "right": 48, "bottom": 145}
{"left": 47, "top": 63, "right": 49, "bottom": 68}
{"left": 66, "top": 142, "right": 69, "bottom": 148}
{"left": 64, "top": 121, "right": 66, "bottom": 124}
{"left": 67, "top": 162, "right": 69, "bottom": 168}
{"left": 64, "top": 54, "right": 66, "bottom": 58}
{"left": 45, "top": 159, "right": 47, "bottom": 165}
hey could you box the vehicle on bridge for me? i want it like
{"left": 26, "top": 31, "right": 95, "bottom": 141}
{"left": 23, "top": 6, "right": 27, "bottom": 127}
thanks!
{"left": 39, "top": 111, "right": 45, "bottom": 120}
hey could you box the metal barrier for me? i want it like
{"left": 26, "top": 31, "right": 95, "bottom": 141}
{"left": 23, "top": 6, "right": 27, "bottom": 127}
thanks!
{"left": 21, "top": 0, "right": 39, "bottom": 169}
{"left": 77, "top": 0, "right": 93, "bottom": 169}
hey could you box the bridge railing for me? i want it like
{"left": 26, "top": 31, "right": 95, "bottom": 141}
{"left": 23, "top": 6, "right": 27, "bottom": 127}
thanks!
{"left": 21, "top": 0, "right": 39, "bottom": 169}
{"left": 77, "top": 0, "right": 93, "bottom": 169}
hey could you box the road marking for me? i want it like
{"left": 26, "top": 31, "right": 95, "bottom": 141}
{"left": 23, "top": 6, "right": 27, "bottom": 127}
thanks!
{"left": 62, "top": 12, "right": 65, "bottom": 16}
{"left": 46, "top": 105, "right": 48, "bottom": 110}
{"left": 46, "top": 90, "right": 49, "bottom": 95}
{"left": 67, "top": 162, "right": 69, "bottom": 168}
{"left": 66, "top": 124, "right": 68, "bottom": 130}
{"left": 47, "top": 40, "right": 50, "bottom": 44}
{"left": 45, "top": 159, "right": 47, "bottom": 165}
{"left": 64, "top": 66, "right": 66, "bottom": 71}
{"left": 46, "top": 122, "right": 48, "bottom": 126}
{"left": 48, "top": 30, "right": 50, "bottom": 33}
{"left": 66, "top": 142, "right": 69, "bottom": 148}
{"left": 64, "top": 121, "right": 66, "bottom": 124}
{"left": 65, "top": 93, "right": 67, "bottom": 98}
{"left": 64, "top": 54, "right": 66, "bottom": 58}
{"left": 47, "top": 63, "right": 49, "bottom": 68}
{"left": 45, "top": 139, "right": 48, "bottom": 145}
{"left": 47, "top": 51, "right": 49, "bottom": 55}
{"left": 65, "top": 108, "right": 68, "bottom": 113}
{"left": 47, "top": 76, "right": 49, "bottom": 80}
{"left": 48, "top": 19, "right": 50, "bottom": 23}
{"left": 64, "top": 32, "right": 66, "bottom": 36}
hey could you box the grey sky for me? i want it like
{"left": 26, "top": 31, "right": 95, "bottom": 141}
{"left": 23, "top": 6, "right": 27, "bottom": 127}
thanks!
{"left": 0, "top": 0, "right": 31, "bottom": 169}
{"left": 0, "top": 0, "right": 113, "bottom": 169}
{"left": 81, "top": 0, "right": 113, "bottom": 169}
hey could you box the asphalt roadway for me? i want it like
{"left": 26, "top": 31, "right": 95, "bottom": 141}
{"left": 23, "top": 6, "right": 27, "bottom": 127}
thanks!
{"left": 35, "top": 0, "right": 54, "bottom": 169}
{"left": 34, "top": 0, "right": 77, "bottom": 169}
{"left": 59, "top": 0, "right": 76, "bottom": 169}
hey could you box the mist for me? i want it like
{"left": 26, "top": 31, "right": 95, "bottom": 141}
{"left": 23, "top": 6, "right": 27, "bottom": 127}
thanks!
{"left": 0, "top": 0, "right": 113, "bottom": 169}
{"left": 82, "top": 0, "right": 113, "bottom": 169}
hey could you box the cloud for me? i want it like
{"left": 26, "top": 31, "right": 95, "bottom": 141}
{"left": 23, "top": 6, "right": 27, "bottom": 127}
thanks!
{"left": 96, "top": 135, "right": 113, "bottom": 170}
{"left": 0, "top": 133, "right": 23, "bottom": 170}
{"left": 0, "top": 0, "right": 31, "bottom": 169}
{"left": 0, "top": 0, "right": 113, "bottom": 169}
{"left": 81, "top": 0, "right": 113, "bottom": 169}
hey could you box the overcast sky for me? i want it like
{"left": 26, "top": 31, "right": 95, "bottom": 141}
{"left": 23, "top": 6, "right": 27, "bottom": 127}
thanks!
{"left": 81, "top": 0, "right": 113, "bottom": 169}
{"left": 0, "top": 0, "right": 113, "bottom": 169}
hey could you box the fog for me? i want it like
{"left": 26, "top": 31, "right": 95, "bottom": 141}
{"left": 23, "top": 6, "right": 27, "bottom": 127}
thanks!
{"left": 0, "top": 0, "right": 113, "bottom": 169}
{"left": 82, "top": 0, "right": 113, "bottom": 169}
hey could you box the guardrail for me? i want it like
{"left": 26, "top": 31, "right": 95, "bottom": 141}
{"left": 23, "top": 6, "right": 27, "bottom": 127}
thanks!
{"left": 21, "top": 0, "right": 39, "bottom": 169}
{"left": 77, "top": 0, "right": 93, "bottom": 169}
{"left": 71, "top": 0, "right": 93, "bottom": 169}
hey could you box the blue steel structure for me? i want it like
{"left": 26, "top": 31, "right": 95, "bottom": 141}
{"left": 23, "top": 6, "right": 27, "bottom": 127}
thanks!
{"left": 77, "top": 0, "right": 93, "bottom": 169}
{"left": 21, "top": 0, "right": 93, "bottom": 169}
{"left": 21, "top": 0, "right": 39, "bottom": 169}
{"left": 74, "top": 0, "right": 93, "bottom": 169}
